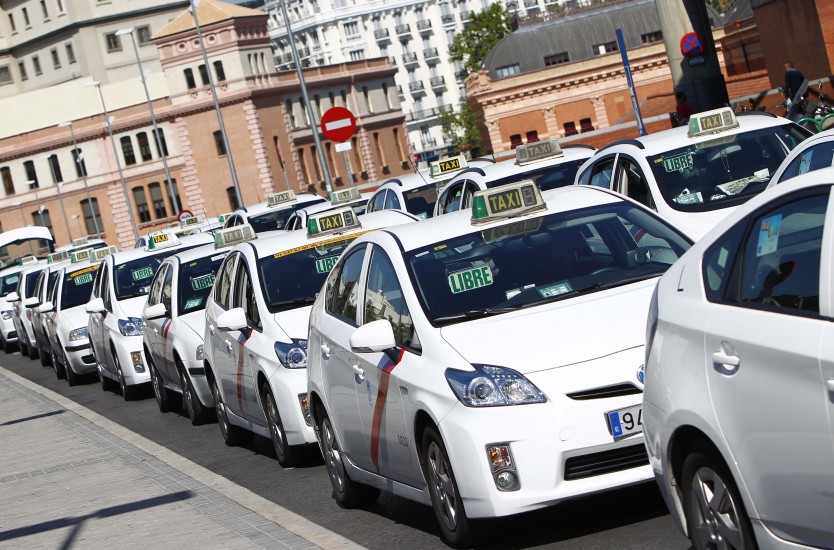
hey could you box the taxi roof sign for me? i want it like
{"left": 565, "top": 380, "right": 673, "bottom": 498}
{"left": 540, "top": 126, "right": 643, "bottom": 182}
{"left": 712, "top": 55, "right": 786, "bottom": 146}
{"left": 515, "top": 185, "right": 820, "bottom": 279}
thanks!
{"left": 92, "top": 246, "right": 117, "bottom": 261}
{"left": 146, "top": 231, "right": 181, "bottom": 251}
{"left": 18, "top": 255, "right": 38, "bottom": 266}
{"left": 181, "top": 215, "right": 205, "bottom": 228}
{"left": 47, "top": 251, "right": 70, "bottom": 264}
{"left": 515, "top": 138, "right": 563, "bottom": 165}
{"left": 70, "top": 248, "right": 93, "bottom": 263}
{"left": 307, "top": 206, "right": 361, "bottom": 238}
{"left": 687, "top": 107, "right": 739, "bottom": 138}
{"left": 430, "top": 154, "right": 468, "bottom": 178}
{"left": 330, "top": 187, "right": 361, "bottom": 205}
{"left": 267, "top": 190, "right": 296, "bottom": 208}
{"left": 217, "top": 212, "right": 234, "bottom": 223}
{"left": 166, "top": 221, "right": 181, "bottom": 229}
{"left": 71, "top": 237, "right": 89, "bottom": 247}
{"left": 214, "top": 224, "right": 256, "bottom": 249}
{"left": 471, "top": 179, "right": 546, "bottom": 224}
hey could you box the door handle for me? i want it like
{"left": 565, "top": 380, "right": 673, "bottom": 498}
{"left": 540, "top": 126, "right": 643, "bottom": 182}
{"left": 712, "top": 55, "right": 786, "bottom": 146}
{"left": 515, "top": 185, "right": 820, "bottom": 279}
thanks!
{"left": 209, "top": 324, "right": 215, "bottom": 336}
{"left": 225, "top": 339, "right": 233, "bottom": 354}
{"left": 153, "top": 328, "right": 159, "bottom": 336}
{"left": 321, "top": 343, "right": 331, "bottom": 359}
{"left": 352, "top": 364, "right": 364, "bottom": 381}
{"left": 712, "top": 351, "right": 740, "bottom": 371}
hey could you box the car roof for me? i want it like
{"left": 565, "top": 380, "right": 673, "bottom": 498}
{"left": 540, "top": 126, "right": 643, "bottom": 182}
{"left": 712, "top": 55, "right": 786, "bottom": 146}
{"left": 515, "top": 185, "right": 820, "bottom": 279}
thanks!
{"left": 375, "top": 158, "right": 497, "bottom": 193}
{"left": 377, "top": 185, "right": 624, "bottom": 252}
{"left": 110, "top": 233, "right": 214, "bottom": 265}
{"left": 164, "top": 242, "right": 228, "bottom": 265}
{"left": 243, "top": 209, "right": 418, "bottom": 259}
{"left": 234, "top": 193, "right": 324, "bottom": 217}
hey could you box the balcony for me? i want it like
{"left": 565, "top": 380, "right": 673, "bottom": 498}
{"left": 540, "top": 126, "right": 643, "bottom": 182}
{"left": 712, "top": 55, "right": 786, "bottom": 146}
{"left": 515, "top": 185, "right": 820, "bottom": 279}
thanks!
{"left": 374, "top": 28, "right": 390, "bottom": 42}
{"left": 402, "top": 52, "right": 419, "bottom": 67}
{"left": 460, "top": 10, "right": 470, "bottom": 21}
{"left": 455, "top": 69, "right": 468, "bottom": 80}
{"left": 430, "top": 76, "right": 446, "bottom": 90}
{"left": 416, "top": 19, "right": 432, "bottom": 34}
{"left": 423, "top": 47, "right": 439, "bottom": 64}
{"left": 296, "top": 46, "right": 310, "bottom": 58}
{"left": 395, "top": 24, "right": 411, "bottom": 38}
{"left": 406, "top": 107, "right": 444, "bottom": 122}
{"left": 441, "top": 13, "right": 455, "bottom": 24}
{"left": 421, "top": 136, "right": 437, "bottom": 149}
{"left": 409, "top": 81, "right": 426, "bottom": 96}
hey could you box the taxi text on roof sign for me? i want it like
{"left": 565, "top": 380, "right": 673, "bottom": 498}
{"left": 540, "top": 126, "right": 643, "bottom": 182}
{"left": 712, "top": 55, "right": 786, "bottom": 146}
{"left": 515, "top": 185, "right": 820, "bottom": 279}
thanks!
{"left": 92, "top": 246, "right": 117, "bottom": 261}
{"left": 430, "top": 154, "right": 468, "bottom": 178}
{"left": 167, "top": 221, "right": 181, "bottom": 229}
{"left": 70, "top": 248, "right": 92, "bottom": 263}
{"left": 471, "top": 179, "right": 546, "bottom": 224}
{"left": 48, "top": 250, "right": 70, "bottom": 264}
{"left": 214, "top": 223, "right": 256, "bottom": 249}
{"left": 687, "top": 107, "right": 739, "bottom": 138}
{"left": 146, "top": 231, "right": 181, "bottom": 251}
{"left": 515, "top": 138, "right": 563, "bottom": 165}
{"left": 71, "top": 237, "right": 89, "bottom": 247}
{"left": 330, "top": 187, "right": 360, "bottom": 205}
{"left": 307, "top": 206, "right": 361, "bottom": 238}
{"left": 267, "top": 190, "right": 296, "bottom": 208}
{"left": 18, "top": 255, "right": 38, "bottom": 265}
{"left": 181, "top": 215, "right": 205, "bottom": 228}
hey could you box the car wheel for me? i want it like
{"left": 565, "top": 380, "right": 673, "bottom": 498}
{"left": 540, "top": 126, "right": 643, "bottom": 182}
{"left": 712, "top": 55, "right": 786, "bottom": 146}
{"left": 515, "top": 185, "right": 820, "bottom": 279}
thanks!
{"left": 421, "top": 426, "right": 471, "bottom": 548}
{"left": 179, "top": 362, "right": 211, "bottom": 426}
{"left": 149, "top": 358, "right": 179, "bottom": 412}
{"left": 40, "top": 343, "right": 51, "bottom": 366}
{"left": 20, "top": 340, "right": 28, "bottom": 357}
{"left": 682, "top": 447, "right": 756, "bottom": 550}
{"left": 52, "top": 348, "right": 66, "bottom": 380}
{"left": 210, "top": 372, "right": 248, "bottom": 446}
{"left": 113, "top": 349, "right": 135, "bottom": 401}
{"left": 264, "top": 387, "right": 297, "bottom": 467}
{"left": 64, "top": 350, "right": 81, "bottom": 387}
{"left": 98, "top": 364, "right": 117, "bottom": 392}
{"left": 317, "top": 405, "right": 379, "bottom": 508}
{"left": 28, "top": 342, "right": 39, "bottom": 360}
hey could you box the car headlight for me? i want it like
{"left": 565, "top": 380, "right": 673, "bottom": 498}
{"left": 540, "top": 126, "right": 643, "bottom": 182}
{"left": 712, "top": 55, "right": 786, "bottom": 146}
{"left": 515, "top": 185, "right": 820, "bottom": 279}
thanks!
{"left": 195, "top": 344, "right": 205, "bottom": 361}
{"left": 118, "top": 317, "right": 145, "bottom": 336}
{"left": 1, "top": 310, "right": 12, "bottom": 320}
{"left": 445, "top": 364, "right": 546, "bottom": 407}
{"left": 69, "top": 327, "right": 88, "bottom": 341}
{"left": 274, "top": 339, "right": 307, "bottom": 369}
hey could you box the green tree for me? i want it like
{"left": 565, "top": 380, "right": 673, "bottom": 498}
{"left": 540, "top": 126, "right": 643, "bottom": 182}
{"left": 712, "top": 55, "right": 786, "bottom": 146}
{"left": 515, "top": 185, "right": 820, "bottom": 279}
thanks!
{"left": 448, "top": 3, "right": 512, "bottom": 75}
{"left": 439, "top": 103, "right": 483, "bottom": 157}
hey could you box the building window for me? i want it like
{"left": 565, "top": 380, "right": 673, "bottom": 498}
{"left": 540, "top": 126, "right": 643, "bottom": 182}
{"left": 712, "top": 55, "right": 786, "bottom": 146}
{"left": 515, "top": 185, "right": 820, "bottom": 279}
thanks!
{"left": 8, "top": 14, "right": 16, "bottom": 33}
{"left": 184, "top": 68, "right": 196, "bottom": 89}
{"left": 580, "top": 118, "right": 594, "bottom": 133}
{"left": 226, "top": 186, "right": 240, "bottom": 210}
{"left": 149, "top": 183, "right": 167, "bottom": 219}
{"left": 32, "top": 56, "right": 42, "bottom": 76}
{"left": 213, "top": 61, "right": 226, "bottom": 82}
{"left": 22, "top": 7, "right": 30, "bottom": 27}
{"left": 593, "top": 41, "right": 618, "bottom": 56}
{"left": 641, "top": 31, "right": 663, "bottom": 45}
{"left": 50, "top": 49, "right": 60, "bottom": 69}
{"left": 81, "top": 198, "right": 100, "bottom": 235}
{"left": 120, "top": 136, "right": 136, "bottom": 165}
{"left": 349, "top": 49, "right": 365, "bottom": 61}
{"left": 495, "top": 64, "right": 520, "bottom": 78}
{"left": 57, "top": 0, "right": 64, "bottom": 13}
{"left": 198, "top": 64, "right": 209, "bottom": 86}
{"left": 32, "top": 209, "right": 51, "bottom": 233}
{"left": 285, "top": 99, "right": 297, "bottom": 128}
{"left": 544, "top": 52, "right": 569, "bottom": 66}
{"left": 132, "top": 187, "right": 151, "bottom": 223}
{"left": 24, "top": 160, "right": 38, "bottom": 188}
{"left": 564, "top": 121, "right": 577, "bottom": 136}
{"left": 153, "top": 129, "right": 168, "bottom": 157}
{"left": 136, "top": 26, "right": 152, "bottom": 45}
{"left": 0, "top": 66, "right": 12, "bottom": 85}
{"left": 343, "top": 21, "right": 359, "bottom": 38}
{"left": 65, "top": 43, "right": 76, "bottom": 64}
{"left": 136, "top": 132, "right": 152, "bottom": 161}
{"left": 166, "top": 179, "right": 181, "bottom": 214}
{"left": 18, "top": 61, "right": 27, "bottom": 81}
{"left": 509, "top": 134, "right": 523, "bottom": 149}
{"left": 526, "top": 130, "right": 539, "bottom": 143}
{"left": 105, "top": 32, "right": 121, "bottom": 53}
{"left": 1, "top": 167, "right": 14, "bottom": 195}
{"left": 47, "top": 154, "right": 63, "bottom": 183}
{"left": 214, "top": 131, "right": 227, "bottom": 156}
{"left": 40, "top": 0, "right": 48, "bottom": 19}
{"left": 72, "top": 148, "right": 87, "bottom": 177}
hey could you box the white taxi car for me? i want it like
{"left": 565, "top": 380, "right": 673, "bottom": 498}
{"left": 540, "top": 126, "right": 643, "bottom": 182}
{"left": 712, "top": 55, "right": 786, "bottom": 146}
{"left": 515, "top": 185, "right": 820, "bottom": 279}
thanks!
{"left": 434, "top": 140, "right": 595, "bottom": 216}
{"left": 643, "top": 167, "right": 834, "bottom": 550}
{"left": 767, "top": 127, "right": 834, "bottom": 188}
{"left": 142, "top": 234, "right": 242, "bottom": 425}
{"left": 307, "top": 182, "right": 693, "bottom": 546}
{"left": 282, "top": 188, "right": 371, "bottom": 231}
{"left": 576, "top": 108, "right": 811, "bottom": 239}
{"left": 29, "top": 255, "right": 71, "bottom": 366}
{"left": 204, "top": 209, "right": 415, "bottom": 467}
{"left": 222, "top": 190, "right": 325, "bottom": 233}
{"left": 87, "top": 231, "right": 213, "bottom": 400}
{"left": 0, "top": 255, "right": 40, "bottom": 352}
{"left": 365, "top": 155, "right": 495, "bottom": 220}
{"left": 8, "top": 256, "right": 54, "bottom": 359}
{"left": 45, "top": 247, "right": 115, "bottom": 385}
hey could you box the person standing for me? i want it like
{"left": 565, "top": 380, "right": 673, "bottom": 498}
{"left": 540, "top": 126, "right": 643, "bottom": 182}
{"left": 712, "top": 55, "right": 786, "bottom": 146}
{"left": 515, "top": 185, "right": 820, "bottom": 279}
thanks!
{"left": 784, "top": 61, "right": 806, "bottom": 101}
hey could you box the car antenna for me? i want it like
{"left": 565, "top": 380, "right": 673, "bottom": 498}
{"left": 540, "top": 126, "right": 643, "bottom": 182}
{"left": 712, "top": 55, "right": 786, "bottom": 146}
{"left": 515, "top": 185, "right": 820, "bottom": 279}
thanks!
{"left": 409, "top": 156, "right": 430, "bottom": 187}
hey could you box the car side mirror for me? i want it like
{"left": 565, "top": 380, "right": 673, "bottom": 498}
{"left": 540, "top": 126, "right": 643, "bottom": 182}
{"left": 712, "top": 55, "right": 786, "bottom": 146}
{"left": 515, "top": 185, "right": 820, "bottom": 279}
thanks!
{"left": 350, "top": 319, "right": 397, "bottom": 354}
{"left": 217, "top": 307, "right": 247, "bottom": 331}
{"left": 85, "top": 297, "right": 105, "bottom": 314}
{"left": 37, "top": 301, "right": 54, "bottom": 314}
{"left": 24, "top": 296, "right": 40, "bottom": 308}
{"left": 6, "top": 292, "right": 19, "bottom": 303}
{"left": 144, "top": 303, "right": 167, "bottom": 320}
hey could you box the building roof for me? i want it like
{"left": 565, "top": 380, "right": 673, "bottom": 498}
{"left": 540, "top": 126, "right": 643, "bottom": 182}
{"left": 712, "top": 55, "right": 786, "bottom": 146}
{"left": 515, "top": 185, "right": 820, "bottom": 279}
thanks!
{"left": 154, "top": 0, "right": 266, "bottom": 40}
{"left": 484, "top": 0, "right": 662, "bottom": 80}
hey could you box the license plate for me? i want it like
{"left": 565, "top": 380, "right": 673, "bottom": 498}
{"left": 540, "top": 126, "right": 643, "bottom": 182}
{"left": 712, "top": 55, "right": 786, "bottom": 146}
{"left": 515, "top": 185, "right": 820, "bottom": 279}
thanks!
{"left": 606, "top": 404, "right": 643, "bottom": 438}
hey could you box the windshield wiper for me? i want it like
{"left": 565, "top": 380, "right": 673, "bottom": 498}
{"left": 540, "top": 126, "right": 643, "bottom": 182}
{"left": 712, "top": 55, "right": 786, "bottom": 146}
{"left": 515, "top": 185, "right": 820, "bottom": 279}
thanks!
{"left": 433, "top": 308, "right": 507, "bottom": 325}
{"left": 271, "top": 297, "right": 316, "bottom": 309}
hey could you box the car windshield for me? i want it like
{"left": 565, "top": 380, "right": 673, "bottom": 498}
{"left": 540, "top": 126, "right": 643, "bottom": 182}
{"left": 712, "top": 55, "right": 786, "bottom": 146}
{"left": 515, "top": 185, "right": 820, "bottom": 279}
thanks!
{"left": 406, "top": 202, "right": 692, "bottom": 325}
{"left": 403, "top": 182, "right": 441, "bottom": 219}
{"left": 249, "top": 198, "right": 326, "bottom": 233}
{"left": 25, "top": 270, "right": 43, "bottom": 298}
{"left": 178, "top": 253, "right": 227, "bottom": 315}
{"left": 486, "top": 158, "right": 587, "bottom": 192}
{"left": 114, "top": 250, "right": 184, "bottom": 300}
{"left": 257, "top": 232, "right": 363, "bottom": 313}
{"left": 61, "top": 265, "right": 99, "bottom": 310}
{"left": 648, "top": 123, "right": 809, "bottom": 212}
{"left": 0, "top": 272, "right": 20, "bottom": 296}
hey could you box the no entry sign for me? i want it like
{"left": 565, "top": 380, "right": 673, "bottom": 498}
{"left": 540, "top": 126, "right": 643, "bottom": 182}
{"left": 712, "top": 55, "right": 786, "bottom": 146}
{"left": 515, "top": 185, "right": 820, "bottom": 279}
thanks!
{"left": 320, "top": 106, "right": 356, "bottom": 143}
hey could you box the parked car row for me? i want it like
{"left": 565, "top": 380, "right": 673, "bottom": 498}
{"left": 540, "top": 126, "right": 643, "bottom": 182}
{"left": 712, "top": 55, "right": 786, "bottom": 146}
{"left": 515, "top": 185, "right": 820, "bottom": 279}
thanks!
{"left": 1, "top": 109, "right": 831, "bottom": 548}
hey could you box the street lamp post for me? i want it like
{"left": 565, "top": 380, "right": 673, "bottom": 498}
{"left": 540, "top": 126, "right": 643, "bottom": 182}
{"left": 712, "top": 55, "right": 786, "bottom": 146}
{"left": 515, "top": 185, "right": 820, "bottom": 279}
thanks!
{"left": 85, "top": 80, "right": 139, "bottom": 241}
{"left": 26, "top": 180, "right": 46, "bottom": 229}
{"left": 12, "top": 201, "right": 34, "bottom": 254}
{"left": 39, "top": 155, "right": 73, "bottom": 241}
{"left": 115, "top": 28, "right": 180, "bottom": 214}
{"left": 57, "top": 121, "right": 101, "bottom": 236}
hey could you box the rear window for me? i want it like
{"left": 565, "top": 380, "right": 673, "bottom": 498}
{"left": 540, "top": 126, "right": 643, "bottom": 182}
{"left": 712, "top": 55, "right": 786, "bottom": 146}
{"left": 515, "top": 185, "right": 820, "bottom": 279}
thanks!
{"left": 403, "top": 183, "right": 440, "bottom": 219}
{"left": 249, "top": 198, "right": 326, "bottom": 233}
{"left": 0, "top": 272, "right": 20, "bottom": 296}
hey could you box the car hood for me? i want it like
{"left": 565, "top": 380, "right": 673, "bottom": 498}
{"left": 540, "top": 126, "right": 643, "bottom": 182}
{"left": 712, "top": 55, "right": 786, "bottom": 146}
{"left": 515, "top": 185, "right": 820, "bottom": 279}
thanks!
{"left": 273, "top": 306, "right": 312, "bottom": 342}
{"left": 179, "top": 310, "right": 206, "bottom": 340}
{"left": 667, "top": 207, "right": 738, "bottom": 241}
{"left": 116, "top": 296, "right": 148, "bottom": 319}
{"left": 439, "top": 280, "right": 655, "bottom": 374}
{"left": 60, "top": 306, "right": 91, "bottom": 333}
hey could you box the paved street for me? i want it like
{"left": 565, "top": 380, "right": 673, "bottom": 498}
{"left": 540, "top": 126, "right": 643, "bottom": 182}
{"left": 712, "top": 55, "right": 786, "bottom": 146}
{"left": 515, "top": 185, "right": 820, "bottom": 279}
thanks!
{"left": 0, "top": 351, "right": 689, "bottom": 549}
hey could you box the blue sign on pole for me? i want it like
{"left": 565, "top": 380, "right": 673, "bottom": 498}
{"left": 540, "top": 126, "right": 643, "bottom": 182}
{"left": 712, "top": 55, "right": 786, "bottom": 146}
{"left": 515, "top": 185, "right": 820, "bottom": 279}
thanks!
{"left": 616, "top": 28, "right": 646, "bottom": 136}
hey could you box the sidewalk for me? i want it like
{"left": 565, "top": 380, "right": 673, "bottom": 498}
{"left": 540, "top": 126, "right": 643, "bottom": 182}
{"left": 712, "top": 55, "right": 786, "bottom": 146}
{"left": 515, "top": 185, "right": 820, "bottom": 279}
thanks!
{"left": 0, "top": 367, "right": 362, "bottom": 550}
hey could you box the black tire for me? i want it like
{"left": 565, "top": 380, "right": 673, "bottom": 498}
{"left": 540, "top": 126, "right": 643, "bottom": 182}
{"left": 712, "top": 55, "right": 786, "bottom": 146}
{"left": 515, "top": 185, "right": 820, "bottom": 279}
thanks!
{"left": 179, "top": 362, "right": 211, "bottom": 426}
{"left": 681, "top": 446, "right": 756, "bottom": 550}
{"left": 29, "top": 342, "right": 39, "bottom": 360}
{"left": 210, "top": 371, "right": 248, "bottom": 446}
{"left": 149, "top": 358, "right": 179, "bottom": 412}
{"left": 98, "top": 364, "right": 117, "bottom": 392}
{"left": 39, "top": 342, "right": 51, "bottom": 366}
{"left": 64, "top": 349, "right": 81, "bottom": 387}
{"left": 421, "top": 426, "right": 472, "bottom": 548}
{"left": 20, "top": 340, "right": 29, "bottom": 357}
{"left": 264, "top": 386, "right": 298, "bottom": 467}
{"left": 316, "top": 405, "right": 379, "bottom": 508}
{"left": 52, "top": 348, "right": 66, "bottom": 381}
{"left": 113, "top": 348, "right": 136, "bottom": 401}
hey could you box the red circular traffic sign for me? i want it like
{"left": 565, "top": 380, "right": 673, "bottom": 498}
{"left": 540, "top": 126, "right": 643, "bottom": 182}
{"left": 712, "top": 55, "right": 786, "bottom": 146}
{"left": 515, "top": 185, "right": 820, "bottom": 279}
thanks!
{"left": 680, "top": 32, "right": 703, "bottom": 57}
{"left": 177, "top": 209, "right": 194, "bottom": 222}
{"left": 320, "top": 106, "right": 356, "bottom": 143}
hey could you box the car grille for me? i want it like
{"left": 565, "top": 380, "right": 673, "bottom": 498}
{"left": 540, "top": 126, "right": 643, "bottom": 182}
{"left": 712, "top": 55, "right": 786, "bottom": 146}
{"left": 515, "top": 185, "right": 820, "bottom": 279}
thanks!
{"left": 564, "top": 444, "right": 649, "bottom": 480}
{"left": 566, "top": 383, "right": 642, "bottom": 400}
{"left": 81, "top": 354, "right": 96, "bottom": 364}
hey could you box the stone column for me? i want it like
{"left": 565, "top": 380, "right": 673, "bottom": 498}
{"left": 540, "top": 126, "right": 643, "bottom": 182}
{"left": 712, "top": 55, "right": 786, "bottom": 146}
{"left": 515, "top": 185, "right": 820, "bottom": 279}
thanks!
{"left": 172, "top": 117, "right": 207, "bottom": 216}
{"left": 243, "top": 99, "right": 276, "bottom": 197}
{"left": 542, "top": 106, "right": 559, "bottom": 139}
{"left": 590, "top": 96, "right": 610, "bottom": 130}
{"left": 486, "top": 118, "right": 502, "bottom": 152}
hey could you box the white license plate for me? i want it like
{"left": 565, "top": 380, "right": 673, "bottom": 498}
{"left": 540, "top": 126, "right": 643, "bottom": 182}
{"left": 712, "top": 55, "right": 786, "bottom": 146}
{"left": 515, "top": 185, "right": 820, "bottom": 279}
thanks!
{"left": 606, "top": 404, "right": 643, "bottom": 438}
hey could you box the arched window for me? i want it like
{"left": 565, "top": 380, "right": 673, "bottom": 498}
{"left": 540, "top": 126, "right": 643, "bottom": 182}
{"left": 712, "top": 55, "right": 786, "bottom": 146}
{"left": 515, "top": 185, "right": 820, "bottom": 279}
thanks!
{"left": 184, "top": 68, "right": 196, "bottom": 90}
{"left": 80, "top": 198, "right": 100, "bottom": 235}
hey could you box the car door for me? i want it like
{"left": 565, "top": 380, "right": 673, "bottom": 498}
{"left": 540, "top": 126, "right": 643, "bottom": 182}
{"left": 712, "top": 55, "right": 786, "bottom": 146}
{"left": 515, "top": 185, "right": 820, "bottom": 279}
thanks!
{"left": 158, "top": 263, "right": 178, "bottom": 382}
{"left": 578, "top": 154, "right": 616, "bottom": 188}
{"left": 89, "top": 263, "right": 105, "bottom": 359}
{"left": 317, "top": 245, "right": 370, "bottom": 464}
{"left": 437, "top": 181, "right": 465, "bottom": 216}
{"left": 353, "top": 245, "right": 423, "bottom": 486}
{"left": 230, "top": 259, "right": 266, "bottom": 423}
{"left": 615, "top": 156, "right": 655, "bottom": 210}
{"left": 702, "top": 187, "right": 834, "bottom": 546}
{"left": 145, "top": 263, "right": 167, "bottom": 374}
{"left": 206, "top": 253, "right": 239, "bottom": 411}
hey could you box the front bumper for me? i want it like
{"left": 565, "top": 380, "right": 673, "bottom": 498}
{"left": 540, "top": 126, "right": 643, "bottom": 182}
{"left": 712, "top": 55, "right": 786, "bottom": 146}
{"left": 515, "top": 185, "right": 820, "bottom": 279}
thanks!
{"left": 63, "top": 339, "right": 96, "bottom": 376}
{"left": 182, "top": 357, "right": 213, "bottom": 408}
{"left": 112, "top": 334, "right": 150, "bottom": 386}
{"left": 1, "top": 316, "right": 18, "bottom": 344}
{"left": 267, "top": 365, "right": 316, "bottom": 446}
